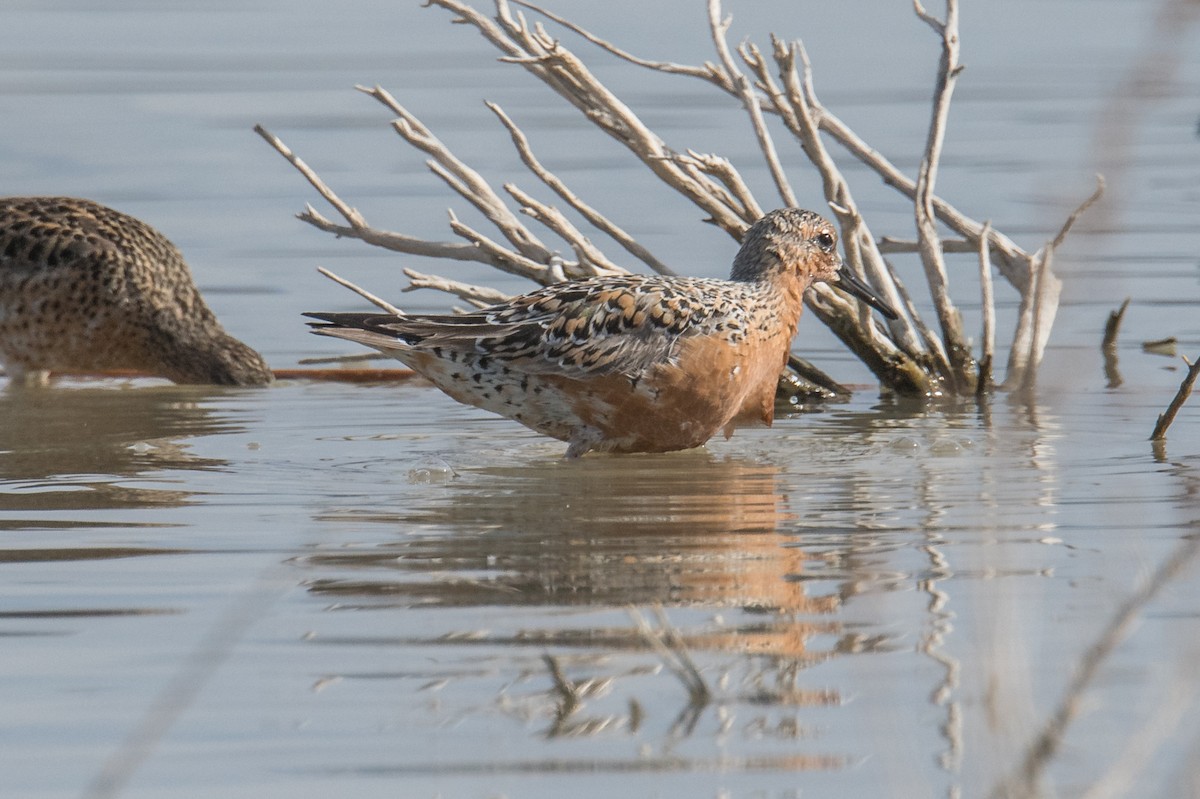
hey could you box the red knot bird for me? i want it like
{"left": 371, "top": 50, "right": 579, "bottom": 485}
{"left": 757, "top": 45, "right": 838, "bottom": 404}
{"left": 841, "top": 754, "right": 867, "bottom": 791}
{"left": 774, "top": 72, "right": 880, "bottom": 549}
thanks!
{"left": 0, "top": 196, "right": 272, "bottom": 386}
{"left": 307, "top": 208, "right": 897, "bottom": 457}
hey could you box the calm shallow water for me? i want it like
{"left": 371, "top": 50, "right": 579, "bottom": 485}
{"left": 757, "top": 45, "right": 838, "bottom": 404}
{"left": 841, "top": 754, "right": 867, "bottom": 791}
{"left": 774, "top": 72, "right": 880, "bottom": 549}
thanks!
{"left": 2, "top": 1, "right": 1200, "bottom": 798}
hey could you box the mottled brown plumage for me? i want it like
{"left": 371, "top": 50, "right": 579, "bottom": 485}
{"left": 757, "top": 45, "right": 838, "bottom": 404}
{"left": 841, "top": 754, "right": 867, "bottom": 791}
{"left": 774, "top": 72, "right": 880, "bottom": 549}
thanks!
{"left": 0, "top": 196, "right": 272, "bottom": 386}
{"left": 308, "top": 208, "right": 896, "bottom": 457}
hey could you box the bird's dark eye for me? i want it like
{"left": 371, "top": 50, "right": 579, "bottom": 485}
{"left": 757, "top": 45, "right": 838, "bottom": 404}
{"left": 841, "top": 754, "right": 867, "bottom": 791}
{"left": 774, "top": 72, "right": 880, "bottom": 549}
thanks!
{"left": 816, "top": 232, "right": 836, "bottom": 251}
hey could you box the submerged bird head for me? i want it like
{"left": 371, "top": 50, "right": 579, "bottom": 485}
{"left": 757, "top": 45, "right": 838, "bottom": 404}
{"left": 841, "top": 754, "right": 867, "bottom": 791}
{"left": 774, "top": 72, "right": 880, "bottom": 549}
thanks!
{"left": 729, "top": 208, "right": 898, "bottom": 319}
{"left": 161, "top": 329, "right": 274, "bottom": 386}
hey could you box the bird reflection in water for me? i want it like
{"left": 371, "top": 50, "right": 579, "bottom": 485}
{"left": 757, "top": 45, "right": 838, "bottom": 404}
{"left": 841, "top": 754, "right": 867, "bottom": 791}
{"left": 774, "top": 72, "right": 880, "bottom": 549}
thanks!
{"left": 305, "top": 453, "right": 844, "bottom": 660}
{"left": 0, "top": 385, "right": 238, "bottom": 517}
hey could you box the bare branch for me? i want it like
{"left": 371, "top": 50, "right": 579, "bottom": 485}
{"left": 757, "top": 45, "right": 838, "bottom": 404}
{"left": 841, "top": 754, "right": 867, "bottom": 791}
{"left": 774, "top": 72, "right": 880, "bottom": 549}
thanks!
{"left": 262, "top": 0, "right": 1097, "bottom": 399}
{"left": 299, "top": 206, "right": 490, "bottom": 261}
{"left": 1003, "top": 176, "right": 1100, "bottom": 390}
{"left": 1102, "top": 298, "right": 1131, "bottom": 352}
{"left": 1052, "top": 174, "right": 1106, "bottom": 250}
{"left": 504, "top": 182, "right": 626, "bottom": 276}
{"left": 509, "top": 0, "right": 729, "bottom": 86}
{"left": 912, "top": 0, "right": 946, "bottom": 33}
{"left": 1102, "top": 298, "right": 1131, "bottom": 389}
{"left": 1010, "top": 247, "right": 1063, "bottom": 393}
{"left": 401, "top": 267, "right": 512, "bottom": 307}
{"left": 772, "top": 39, "right": 935, "bottom": 374}
{"left": 912, "top": 0, "right": 974, "bottom": 392}
{"left": 254, "top": 124, "right": 367, "bottom": 229}
{"left": 256, "top": 129, "right": 490, "bottom": 262}
{"left": 357, "top": 84, "right": 553, "bottom": 262}
{"left": 670, "top": 150, "right": 762, "bottom": 219}
{"left": 877, "top": 236, "right": 974, "bottom": 254}
{"left": 316, "top": 267, "right": 402, "bottom": 315}
{"left": 706, "top": 0, "right": 797, "bottom": 207}
{"left": 977, "top": 221, "right": 996, "bottom": 394}
{"left": 1150, "top": 356, "right": 1200, "bottom": 442}
{"left": 428, "top": 0, "right": 752, "bottom": 236}
{"left": 487, "top": 102, "right": 677, "bottom": 275}
{"left": 446, "top": 208, "right": 553, "bottom": 282}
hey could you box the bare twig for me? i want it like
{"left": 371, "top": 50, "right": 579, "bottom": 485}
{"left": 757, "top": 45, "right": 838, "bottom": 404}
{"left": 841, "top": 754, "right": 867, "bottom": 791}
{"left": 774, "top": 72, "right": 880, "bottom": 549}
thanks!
{"left": 706, "top": 0, "right": 797, "bottom": 207}
{"left": 510, "top": 0, "right": 729, "bottom": 86}
{"left": 912, "top": 0, "right": 974, "bottom": 393}
{"left": 1052, "top": 174, "right": 1107, "bottom": 250}
{"left": 1016, "top": 247, "right": 1060, "bottom": 394}
{"left": 977, "top": 221, "right": 995, "bottom": 394}
{"left": 786, "top": 354, "right": 850, "bottom": 399}
{"left": 877, "top": 236, "right": 975, "bottom": 254}
{"left": 1144, "top": 337, "right": 1178, "bottom": 356}
{"left": 1004, "top": 177, "right": 1103, "bottom": 390}
{"left": 436, "top": 0, "right": 753, "bottom": 236}
{"left": 446, "top": 208, "right": 553, "bottom": 282}
{"left": 515, "top": 0, "right": 1036, "bottom": 294}
{"left": 1102, "top": 297, "right": 1131, "bottom": 389}
{"left": 504, "top": 183, "right": 625, "bottom": 276}
{"left": 401, "top": 267, "right": 511, "bottom": 307}
{"left": 1150, "top": 355, "right": 1200, "bottom": 441}
{"left": 317, "top": 267, "right": 402, "bottom": 315}
{"left": 358, "top": 84, "right": 553, "bottom": 263}
{"left": 487, "top": 102, "right": 677, "bottom": 275}
{"left": 670, "top": 149, "right": 762, "bottom": 220}
{"left": 543, "top": 654, "right": 581, "bottom": 713}
{"left": 253, "top": 124, "right": 367, "bottom": 229}
{"left": 255, "top": 129, "right": 491, "bottom": 264}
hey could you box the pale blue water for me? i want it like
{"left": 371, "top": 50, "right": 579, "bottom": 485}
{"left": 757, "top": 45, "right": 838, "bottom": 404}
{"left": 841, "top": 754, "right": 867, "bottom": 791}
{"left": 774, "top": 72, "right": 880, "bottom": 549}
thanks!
{"left": 1, "top": 1, "right": 1200, "bottom": 798}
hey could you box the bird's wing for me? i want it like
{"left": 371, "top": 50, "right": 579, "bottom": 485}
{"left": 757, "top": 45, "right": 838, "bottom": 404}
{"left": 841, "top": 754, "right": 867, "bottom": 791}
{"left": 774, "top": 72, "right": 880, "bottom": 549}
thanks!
{"left": 307, "top": 276, "right": 741, "bottom": 379}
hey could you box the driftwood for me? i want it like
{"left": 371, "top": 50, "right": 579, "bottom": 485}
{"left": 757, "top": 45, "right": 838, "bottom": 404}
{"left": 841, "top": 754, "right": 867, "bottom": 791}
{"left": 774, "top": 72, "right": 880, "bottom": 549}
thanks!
{"left": 1150, "top": 355, "right": 1200, "bottom": 442}
{"left": 257, "top": 0, "right": 1101, "bottom": 398}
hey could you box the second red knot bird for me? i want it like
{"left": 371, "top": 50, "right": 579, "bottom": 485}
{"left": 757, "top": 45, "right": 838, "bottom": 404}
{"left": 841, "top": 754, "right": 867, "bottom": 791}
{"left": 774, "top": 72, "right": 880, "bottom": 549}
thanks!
{"left": 307, "top": 208, "right": 897, "bottom": 457}
{"left": 0, "top": 196, "right": 272, "bottom": 387}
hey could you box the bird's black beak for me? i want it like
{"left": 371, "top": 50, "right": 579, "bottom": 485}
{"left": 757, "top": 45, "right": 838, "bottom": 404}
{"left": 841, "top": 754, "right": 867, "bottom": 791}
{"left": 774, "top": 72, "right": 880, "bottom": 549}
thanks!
{"left": 834, "top": 265, "right": 899, "bottom": 320}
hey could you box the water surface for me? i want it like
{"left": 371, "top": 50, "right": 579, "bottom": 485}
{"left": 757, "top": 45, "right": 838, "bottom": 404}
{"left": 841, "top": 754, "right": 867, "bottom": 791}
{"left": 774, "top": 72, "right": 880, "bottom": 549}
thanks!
{"left": 2, "top": 1, "right": 1200, "bottom": 798}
